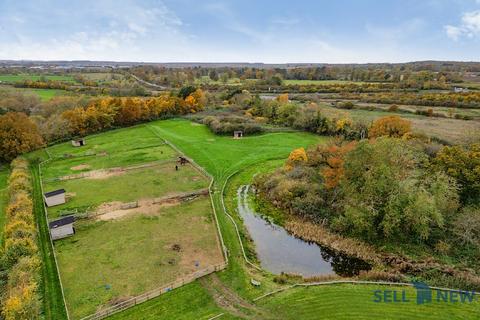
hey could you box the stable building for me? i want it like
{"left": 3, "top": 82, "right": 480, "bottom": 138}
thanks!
{"left": 49, "top": 216, "right": 75, "bottom": 240}
{"left": 233, "top": 131, "right": 244, "bottom": 139}
{"left": 71, "top": 138, "right": 86, "bottom": 147}
{"left": 44, "top": 189, "right": 66, "bottom": 207}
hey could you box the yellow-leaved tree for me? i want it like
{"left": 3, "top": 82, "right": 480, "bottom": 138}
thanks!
{"left": 285, "top": 147, "right": 308, "bottom": 171}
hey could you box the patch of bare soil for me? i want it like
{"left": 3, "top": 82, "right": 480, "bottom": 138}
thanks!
{"left": 96, "top": 198, "right": 180, "bottom": 221}
{"left": 85, "top": 168, "right": 126, "bottom": 180}
{"left": 71, "top": 164, "right": 91, "bottom": 171}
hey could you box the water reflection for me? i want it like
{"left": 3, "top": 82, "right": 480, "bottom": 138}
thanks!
{"left": 237, "top": 185, "right": 371, "bottom": 277}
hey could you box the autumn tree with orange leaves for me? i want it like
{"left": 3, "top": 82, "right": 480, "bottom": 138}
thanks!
{"left": 0, "top": 113, "right": 44, "bottom": 162}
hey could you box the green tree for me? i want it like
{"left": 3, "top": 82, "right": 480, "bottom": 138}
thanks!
{"left": 334, "top": 138, "right": 458, "bottom": 242}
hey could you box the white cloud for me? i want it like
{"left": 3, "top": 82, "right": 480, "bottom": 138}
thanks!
{"left": 0, "top": 0, "right": 187, "bottom": 61}
{"left": 445, "top": 10, "right": 480, "bottom": 40}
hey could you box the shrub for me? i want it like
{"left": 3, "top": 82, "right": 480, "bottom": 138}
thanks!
{"left": 369, "top": 116, "right": 411, "bottom": 138}
{"left": 388, "top": 104, "right": 399, "bottom": 112}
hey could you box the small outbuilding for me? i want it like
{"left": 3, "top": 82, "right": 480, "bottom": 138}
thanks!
{"left": 71, "top": 138, "right": 86, "bottom": 147}
{"left": 233, "top": 131, "right": 243, "bottom": 139}
{"left": 44, "top": 189, "right": 66, "bottom": 207}
{"left": 49, "top": 216, "right": 75, "bottom": 240}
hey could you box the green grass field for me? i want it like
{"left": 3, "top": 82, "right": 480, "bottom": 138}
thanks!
{"left": 30, "top": 119, "right": 480, "bottom": 319}
{"left": 43, "top": 162, "right": 208, "bottom": 217}
{"left": 56, "top": 196, "right": 223, "bottom": 319}
{"left": 0, "top": 165, "right": 9, "bottom": 245}
{"left": 42, "top": 126, "right": 177, "bottom": 179}
{"left": 38, "top": 122, "right": 224, "bottom": 319}
{"left": 0, "top": 74, "right": 76, "bottom": 83}
{"left": 257, "top": 284, "right": 480, "bottom": 319}
{"left": 27, "top": 88, "right": 67, "bottom": 101}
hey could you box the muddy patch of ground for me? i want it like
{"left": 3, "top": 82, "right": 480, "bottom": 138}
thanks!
{"left": 85, "top": 168, "right": 126, "bottom": 180}
{"left": 71, "top": 164, "right": 91, "bottom": 171}
{"left": 95, "top": 198, "right": 181, "bottom": 221}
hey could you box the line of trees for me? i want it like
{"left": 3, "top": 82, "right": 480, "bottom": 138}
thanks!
{"left": 334, "top": 91, "right": 480, "bottom": 108}
{"left": 0, "top": 159, "right": 41, "bottom": 319}
{"left": 0, "top": 89, "right": 207, "bottom": 162}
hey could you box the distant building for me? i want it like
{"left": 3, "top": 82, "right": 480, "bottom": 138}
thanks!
{"left": 49, "top": 216, "right": 75, "bottom": 240}
{"left": 44, "top": 189, "right": 66, "bottom": 207}
{"left": 71, "top": 138, "right": 86, "bottom": 147}
{"left": 233, "top": 131, "right": 244, "bottom": 139}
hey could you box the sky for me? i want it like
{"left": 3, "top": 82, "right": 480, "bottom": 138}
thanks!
{"left": 0, "top": 0, "right": 479, "bottom": 63}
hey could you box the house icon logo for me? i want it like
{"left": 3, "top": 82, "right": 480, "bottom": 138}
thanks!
{"left": 412, "top": 281, "right": 432, "bottom": 305}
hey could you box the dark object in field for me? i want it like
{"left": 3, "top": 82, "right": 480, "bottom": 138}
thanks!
{"left": 177, "top": 156, "right": 189, "bottom": 165}
{"left": 171, "top": 244, "right": 181, "bottom": 252}
{"left": 167, "top": 258, "right": 177, "bottom": 265}
{"left": 175, "top": 165, "right": 178, "bottom": 171}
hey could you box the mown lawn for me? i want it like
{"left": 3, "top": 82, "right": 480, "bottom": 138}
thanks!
{"left": 55, "top": 196, "right": 223, "bottom": 319}
{"left": 108, "top": 282, "right": 240, "bottom": 320}
{"left": 257, "top": 284, "right": 480, "bottom": 320}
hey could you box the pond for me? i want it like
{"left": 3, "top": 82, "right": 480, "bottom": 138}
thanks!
{"left": 237, "top": 185, "right": 371, "bottom": 277}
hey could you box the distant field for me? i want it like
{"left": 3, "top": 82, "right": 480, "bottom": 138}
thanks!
{"left": 258, "top": 284, "right": 480, "bottom": 319}
{"left": 27, "top": 88, "right": 67, "bottom": 101}
{"left": 195, "top": 75, "right": 243, "bottom": 85}
{"left": 78, "top": 72, "right": 126, "bottom": 83}
{"left": 455, "top": 81, "right": 480, "bottom": 90}
{"left": 0, "top": 165, "right": 9, "bottom": 245}
{"left": 284, "top": 79, "right": 367, "bottom": 85}
{"left": 318, "top": 103, "right": 479, "bottom": 144}
{"left": 0, "top": 74, "right": 76, "bottom": 83}
{"left": 56, "top": 196, "right": 223, "bottom": 319}
{"left": 0, "top": 84, "right": 69, "bottom": 101}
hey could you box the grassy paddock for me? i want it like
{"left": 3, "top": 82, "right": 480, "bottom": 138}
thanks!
{"left": 44, "top": 162, "right": 208, "bottom": 217}
{"left": 56, "top": 196, "right": 224, "bottom": 319}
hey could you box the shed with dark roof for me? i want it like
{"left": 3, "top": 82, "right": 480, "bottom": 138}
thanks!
{"left": 49, "top": 216, "right": 75, "bottom": 240}
{"left": 44, "top": 188, "right": 66, "bottom": 207}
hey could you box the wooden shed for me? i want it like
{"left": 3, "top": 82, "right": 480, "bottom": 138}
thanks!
{"left": 49, "top": 216, "right": 75, "bottom": 240}
{"left": 44, "top": 189, "right": 66, "bottom": 207}
{"left": 233, "top": 131, "right": 244, "bottom": 139}
{"left": 71, "top": 138, "right": 86, "bottom": 147}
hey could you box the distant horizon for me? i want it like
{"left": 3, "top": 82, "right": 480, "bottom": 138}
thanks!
{"left": 2, "top": 59, "right": 480, "bottom": 65}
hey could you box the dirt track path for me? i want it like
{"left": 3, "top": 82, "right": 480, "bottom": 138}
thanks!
{"left": 200, "top": 274, "right": 273, "bottom": 320}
